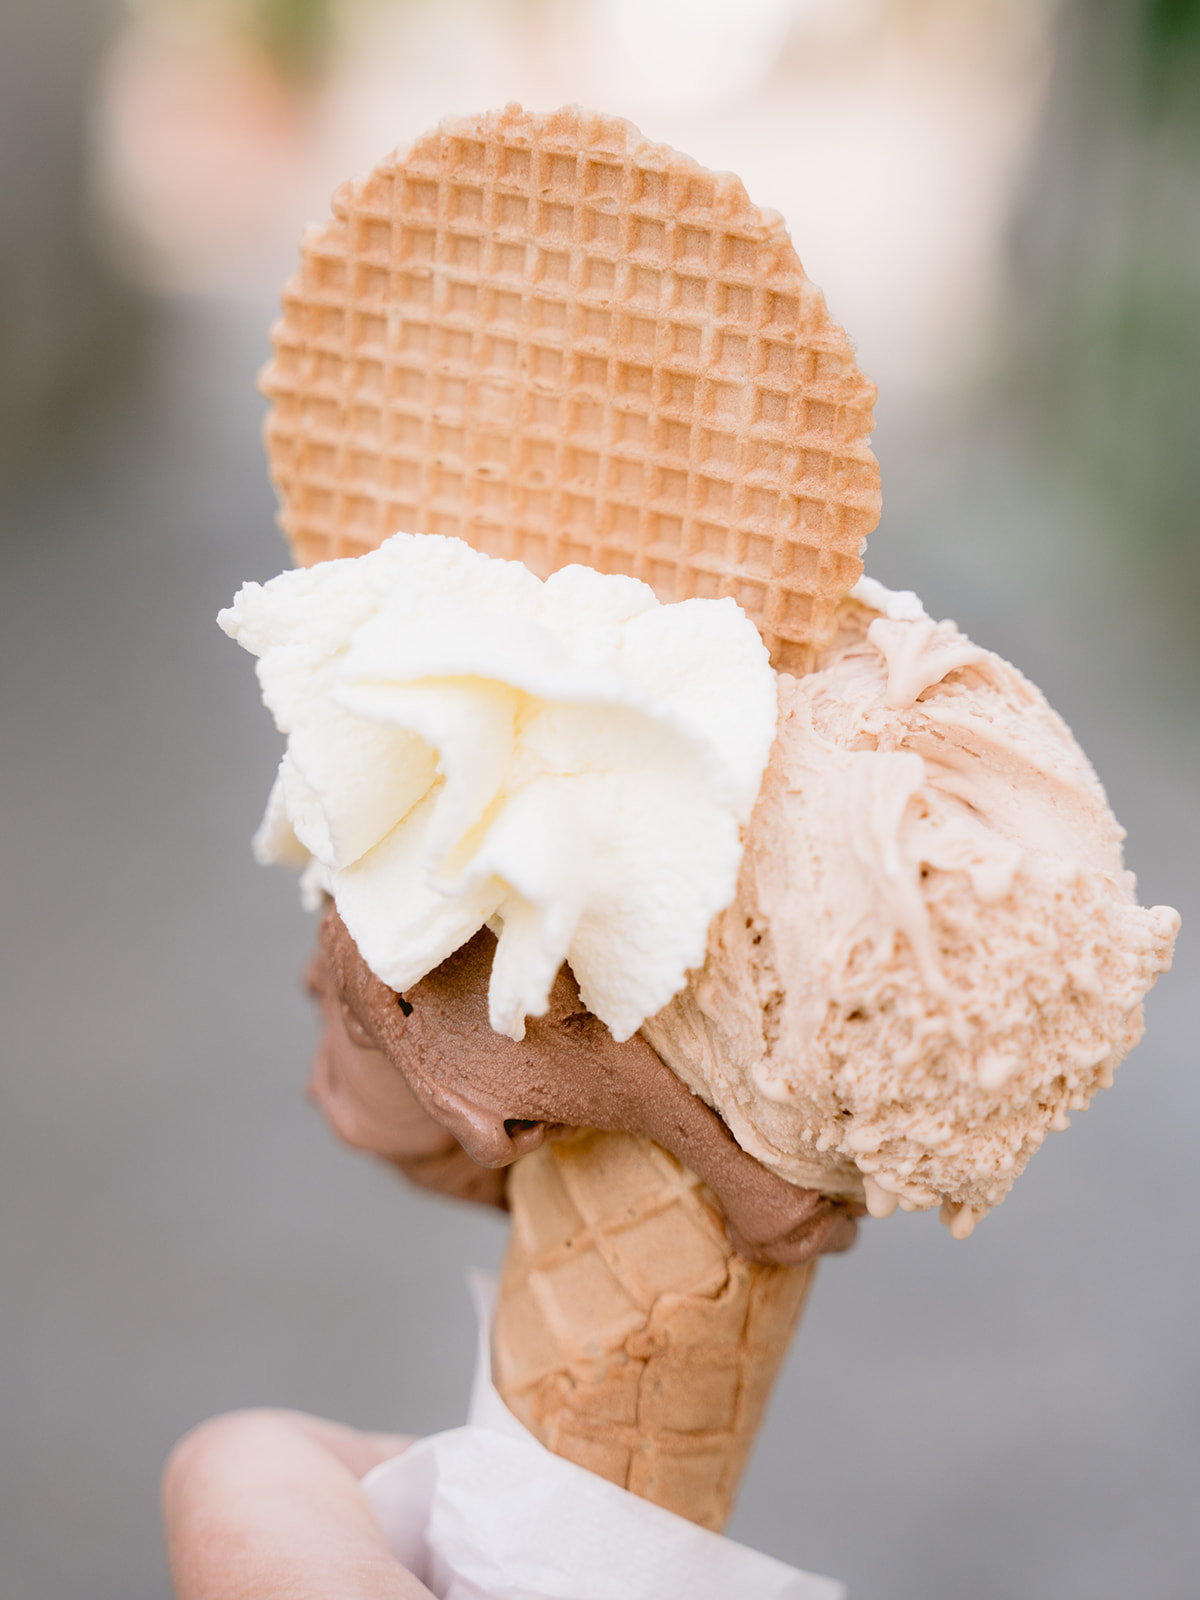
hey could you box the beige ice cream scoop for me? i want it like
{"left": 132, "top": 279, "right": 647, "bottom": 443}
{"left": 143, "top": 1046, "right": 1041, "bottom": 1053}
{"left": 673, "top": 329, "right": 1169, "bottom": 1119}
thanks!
{"left": 644, "top": 582, "right": 1180, "bottom": 1234}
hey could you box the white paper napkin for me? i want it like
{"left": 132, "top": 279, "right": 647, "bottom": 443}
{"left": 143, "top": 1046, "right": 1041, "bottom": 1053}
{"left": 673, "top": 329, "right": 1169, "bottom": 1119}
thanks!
{"left": 361, "top": 1274, "right": 844, "bottom": 1600}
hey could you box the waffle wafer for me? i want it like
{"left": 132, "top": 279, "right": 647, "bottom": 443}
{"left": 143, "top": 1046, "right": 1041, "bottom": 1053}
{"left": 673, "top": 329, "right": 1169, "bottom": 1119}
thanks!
{"left": 262, "top": 104, "right": 880, "bottom": 669}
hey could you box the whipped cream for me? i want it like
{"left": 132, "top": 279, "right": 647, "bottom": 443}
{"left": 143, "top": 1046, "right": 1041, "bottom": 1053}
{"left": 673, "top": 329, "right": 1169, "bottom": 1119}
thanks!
{"left": 220, "top": 534, "right": 777, "bottom": 1041}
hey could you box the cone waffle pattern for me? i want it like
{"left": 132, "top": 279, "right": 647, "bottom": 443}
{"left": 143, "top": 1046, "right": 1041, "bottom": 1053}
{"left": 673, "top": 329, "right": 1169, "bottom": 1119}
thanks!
{"left": 262, "top": 105, "right": 881, "bottom": 669}
{"left": 492, "top": 1130, "right": 813, "bottom": 1531}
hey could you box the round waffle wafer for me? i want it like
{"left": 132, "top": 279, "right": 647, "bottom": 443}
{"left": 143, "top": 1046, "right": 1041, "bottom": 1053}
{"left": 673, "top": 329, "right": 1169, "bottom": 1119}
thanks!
{"left": 262, "top": 104, "right": 881, "bottom": 670}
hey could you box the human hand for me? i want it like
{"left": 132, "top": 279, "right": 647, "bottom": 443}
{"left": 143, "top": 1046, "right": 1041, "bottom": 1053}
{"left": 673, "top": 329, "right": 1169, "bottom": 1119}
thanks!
{"left": 162, "top": 1409, "right": 426, "bottom": 1600}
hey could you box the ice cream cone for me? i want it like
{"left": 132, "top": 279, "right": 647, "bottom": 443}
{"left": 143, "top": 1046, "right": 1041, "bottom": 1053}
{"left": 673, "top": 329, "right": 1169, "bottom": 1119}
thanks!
{"left": 260, "top": 105, "right": 865, "bottom": 1524}
{"left": 491, "top": 1129, "right": 813, "bottom": 1531}
{"left": 235, "top": 95, "right": 1182, "bottom": 1556}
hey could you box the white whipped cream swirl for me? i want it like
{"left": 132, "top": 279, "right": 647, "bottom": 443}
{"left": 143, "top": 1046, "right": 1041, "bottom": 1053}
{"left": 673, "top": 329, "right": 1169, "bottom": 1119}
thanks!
{"left": 219, "top": 534, "right": 777, "bottom": 1041}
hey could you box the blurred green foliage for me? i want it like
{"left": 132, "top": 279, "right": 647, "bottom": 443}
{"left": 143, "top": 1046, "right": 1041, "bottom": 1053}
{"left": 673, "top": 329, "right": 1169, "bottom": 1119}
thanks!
{"left": 245, "top": 0, "right": 335, "bottom": 84}
{"left": 1141, "top": 0, "right": 1200, "bottom": 107}
{"left": 132, "top": 0, "right": 341, "bottom": 83}
{"left": 1013, "top": 0, "right": 1200, "bottom": 590}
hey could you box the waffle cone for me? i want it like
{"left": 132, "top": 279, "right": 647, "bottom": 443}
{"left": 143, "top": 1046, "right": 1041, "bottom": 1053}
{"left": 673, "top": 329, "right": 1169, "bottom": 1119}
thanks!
{"left": 262, "top": 104, "right": 880, "bottom": 670}
{"left": 492, "top": 1129, "right": 813, "bottom": 1531}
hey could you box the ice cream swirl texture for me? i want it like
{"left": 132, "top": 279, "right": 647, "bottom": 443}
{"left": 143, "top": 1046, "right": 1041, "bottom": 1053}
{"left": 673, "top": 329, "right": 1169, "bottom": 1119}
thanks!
{"left": 643, "top": 580, "right": 1180, "bottom": 1233}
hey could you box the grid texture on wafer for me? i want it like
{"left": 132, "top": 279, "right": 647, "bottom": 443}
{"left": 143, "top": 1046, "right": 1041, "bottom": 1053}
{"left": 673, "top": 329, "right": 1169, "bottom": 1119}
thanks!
{"left": 262, "top": 104, "right": 881, "bottom": 669}
{"left": 492, "top": 1129, "right": 813, "bottom": 1530}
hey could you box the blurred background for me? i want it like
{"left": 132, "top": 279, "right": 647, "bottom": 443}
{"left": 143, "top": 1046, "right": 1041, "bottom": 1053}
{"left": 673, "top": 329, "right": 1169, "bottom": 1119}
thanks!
{"left": 1, "top": 1, "right": 1196, "bottom": 1596}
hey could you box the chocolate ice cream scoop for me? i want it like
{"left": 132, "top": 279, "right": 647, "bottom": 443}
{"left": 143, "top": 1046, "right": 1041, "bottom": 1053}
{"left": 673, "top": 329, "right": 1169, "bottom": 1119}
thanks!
{"left": 306, "top": 948, "right": 508, "bottom": 1209}
{"left": 316, "top": 909, "right": 859, "bottom": 1267}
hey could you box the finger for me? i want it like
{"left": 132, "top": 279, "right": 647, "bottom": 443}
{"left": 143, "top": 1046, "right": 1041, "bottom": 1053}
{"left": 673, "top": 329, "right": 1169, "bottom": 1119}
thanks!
{"left": 278, "top": 1411, "right": 416, "bottom": 1477}
{"left": 163, "top": 1409, "right": 430, "bottom": 1600}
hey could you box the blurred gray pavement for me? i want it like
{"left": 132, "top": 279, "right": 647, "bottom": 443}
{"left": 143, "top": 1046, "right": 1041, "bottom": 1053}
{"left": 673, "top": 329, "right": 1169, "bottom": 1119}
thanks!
{"left": 1, "top": 293, "right": 1197, "bottom": 1600}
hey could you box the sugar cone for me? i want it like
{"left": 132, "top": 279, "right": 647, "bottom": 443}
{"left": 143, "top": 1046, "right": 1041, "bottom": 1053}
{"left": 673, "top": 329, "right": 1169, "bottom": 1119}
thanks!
{"left": 491, "top": 1129, "right": 813, "bottom": 1531}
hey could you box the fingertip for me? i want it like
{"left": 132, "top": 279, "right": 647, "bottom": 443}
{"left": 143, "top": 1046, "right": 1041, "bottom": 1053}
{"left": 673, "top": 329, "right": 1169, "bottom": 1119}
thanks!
{"left": 360, "top": 1432, "right": 416, "bottom": 1472}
